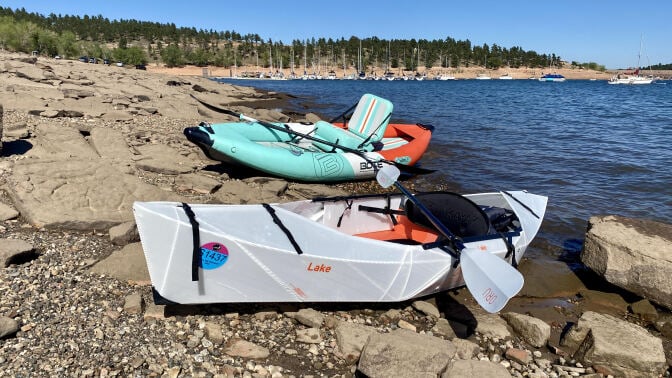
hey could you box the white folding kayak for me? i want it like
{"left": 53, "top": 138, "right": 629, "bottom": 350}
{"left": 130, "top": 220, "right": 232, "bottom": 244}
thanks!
{"left": 133, "top": 190, "right": 547, "bottom": 306}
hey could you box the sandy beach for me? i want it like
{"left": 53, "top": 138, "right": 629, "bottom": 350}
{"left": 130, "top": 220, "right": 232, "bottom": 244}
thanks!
{"left": 1, "top": 51, "right": 670, "bottom": 377}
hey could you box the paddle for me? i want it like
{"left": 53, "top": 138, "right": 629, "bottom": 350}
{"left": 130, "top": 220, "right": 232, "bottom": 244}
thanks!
{"left": 376, "top": 165, "right": 524, "bottom": 313}
{"left": 191, "top": 94, "right": 435, "bottom": 175}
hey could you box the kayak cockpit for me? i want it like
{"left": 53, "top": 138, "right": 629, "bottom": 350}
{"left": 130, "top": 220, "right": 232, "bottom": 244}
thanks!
{"left": 278, "top": 191, "right": 523, "bottom": 248}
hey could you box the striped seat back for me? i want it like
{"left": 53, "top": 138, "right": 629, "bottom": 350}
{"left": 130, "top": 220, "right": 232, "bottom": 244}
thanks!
{"left": 347, "top": 94, "right": 394, "bottom": 143}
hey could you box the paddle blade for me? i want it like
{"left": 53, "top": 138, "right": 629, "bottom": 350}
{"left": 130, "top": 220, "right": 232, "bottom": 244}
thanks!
{"left": 460, "top": 248, "right": 524, "bottom": 313}
{"left": 376, "top": 165, "right": 401, "bottom": 188}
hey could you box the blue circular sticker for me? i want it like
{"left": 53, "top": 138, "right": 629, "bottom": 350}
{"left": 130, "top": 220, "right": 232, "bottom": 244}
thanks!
{"left": 200, "top": 242, "right": 229, "bottom": 270}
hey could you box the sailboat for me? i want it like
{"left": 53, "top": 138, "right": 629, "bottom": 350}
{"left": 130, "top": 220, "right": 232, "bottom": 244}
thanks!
{"left": 608, "top": 35, "right": 655, "bottom": 85}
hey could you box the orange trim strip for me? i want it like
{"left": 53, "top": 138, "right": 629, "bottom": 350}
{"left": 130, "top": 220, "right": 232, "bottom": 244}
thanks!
{"left": 357, "top": 98, "right": 377, "bottom": 134}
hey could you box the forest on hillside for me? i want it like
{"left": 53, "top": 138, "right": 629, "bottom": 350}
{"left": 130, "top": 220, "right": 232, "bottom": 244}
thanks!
{"left": 0, "top": 6, "right": 607, "bottom": 73}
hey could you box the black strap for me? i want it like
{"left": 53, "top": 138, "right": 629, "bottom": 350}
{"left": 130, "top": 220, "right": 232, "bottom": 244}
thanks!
{"left": 358, "top": 204, "right": 402, "bottom": 225}
{"left": 337, "top": 199, "right": 354, "bottom": 227}
{"left": 357, "top": 205, "right": 404, "bottom": 216}
{"left": 263, "top": 204, "right": 303, "bottom": 255}
{"left": 181, "top": 203, "right": 201, "bottom": 282}
{"left": 357, "top": 112, "right": 392, "bottom": 149}
{"left": 503, "top": 191, "right": 540, "bottom": 219}
{"left": 502, "top": 232, "right": 517, "bottom": 268}
{"left": 327, "top": 102, "right": 358, "bottom": 124}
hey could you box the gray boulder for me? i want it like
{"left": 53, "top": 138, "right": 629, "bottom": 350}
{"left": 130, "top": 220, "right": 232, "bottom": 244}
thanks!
{"left": 582, "top": 215, "right": 672, "bottom": 310}
{"left": 357, "top": 329, "right": 456, "bottom": 378}
{"left": 561, "top": 311, "right": 666, "bottom": 377}
{"left": 502, "top": 312, "right": 550, "bottom": 348}
{"left": 334, "top": 322, "right": 378, "bottom": 363}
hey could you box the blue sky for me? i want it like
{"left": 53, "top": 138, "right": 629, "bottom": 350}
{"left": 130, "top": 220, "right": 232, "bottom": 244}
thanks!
{"left": 3, "top": 1, "right": 671, "bottom": 69}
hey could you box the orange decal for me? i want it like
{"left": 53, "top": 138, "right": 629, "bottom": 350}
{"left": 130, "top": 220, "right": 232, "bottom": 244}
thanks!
{"left": 293, "top": 286, "right": 307, "bottom": 298}
{"left": 306, "top": 262, "right": 332, "bottom": 273}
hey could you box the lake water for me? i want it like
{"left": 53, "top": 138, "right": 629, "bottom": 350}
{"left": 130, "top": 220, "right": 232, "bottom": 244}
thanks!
{"left": 214, "top": 78, "right": 672, "bottom": 263}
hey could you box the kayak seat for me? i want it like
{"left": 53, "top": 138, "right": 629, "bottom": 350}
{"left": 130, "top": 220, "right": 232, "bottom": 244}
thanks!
{"left": 404, "top": 192, "right": 493, "bottom": 238}
{"left": 312, "top": 93, "right": 394, "bottom": 152}
{"left": 354, "top": 214, "right": 439, "bottom": 244}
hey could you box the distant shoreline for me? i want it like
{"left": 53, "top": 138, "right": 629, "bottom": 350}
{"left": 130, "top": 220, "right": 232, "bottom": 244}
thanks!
{"left": 147, "top": 63, "right": 672, "bottom": 80}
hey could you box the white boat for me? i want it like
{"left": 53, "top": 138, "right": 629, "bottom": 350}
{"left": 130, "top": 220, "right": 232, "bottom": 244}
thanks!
{"left": 436, "top": 74, "right": 457, "bottom": 81}
{"left": 607, "top": 70, "right": 654, "bottom": 85}
{"left": 133, "top": 189, "right": 547, "bottom": 307}
{"left": 475, "top": 73, "right": 492, "bottom": 80}
{"left": 499, "top": 73, "right": 513, "bottom": 80}
{"left": 607, "top": 35, "right": 655, "bottom": 85}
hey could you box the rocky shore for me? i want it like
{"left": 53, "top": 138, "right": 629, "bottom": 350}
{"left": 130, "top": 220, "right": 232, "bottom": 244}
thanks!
{"left": 1, "top": 52, "right": 671, "bottom": 377}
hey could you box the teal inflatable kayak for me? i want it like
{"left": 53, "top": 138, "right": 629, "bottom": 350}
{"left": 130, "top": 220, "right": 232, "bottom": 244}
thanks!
{"left": 185, "top": 94, "right": 433, "bottom": 182}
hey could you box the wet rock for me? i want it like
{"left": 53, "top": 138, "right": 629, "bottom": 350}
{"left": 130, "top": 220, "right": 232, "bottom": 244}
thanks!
{"left": 582, "top": 215, "right": 672, "bottom": 310}
{"left": 358, "top": 329, "right": 456, "bottom": 377}
{"left": 518, "top": 259, "right": 586, "bottom": 297}
{"left": 502, "top": 312, "right": 551, "bottom": 348}
{"left": 578, "top": 288, "right": 629, "bottom": 314}
{"left": 629, "top": 299, "right": 659, "bottom": 322}
{"left": 561, "top": 311, "right": 667, "bottom": 377}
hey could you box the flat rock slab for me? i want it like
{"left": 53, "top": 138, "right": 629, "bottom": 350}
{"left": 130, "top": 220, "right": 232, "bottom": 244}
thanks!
{"left": 89, "top": 243, "right": 150, "bottom": 284}
{"left": 7, "top": 158, "right": 182, "bottom": 230}
{"left": 134, "top": 144, "right": 195, "bottom": 175}
{"left": 29, "top": 123, "right": 99, "bottom": 159}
